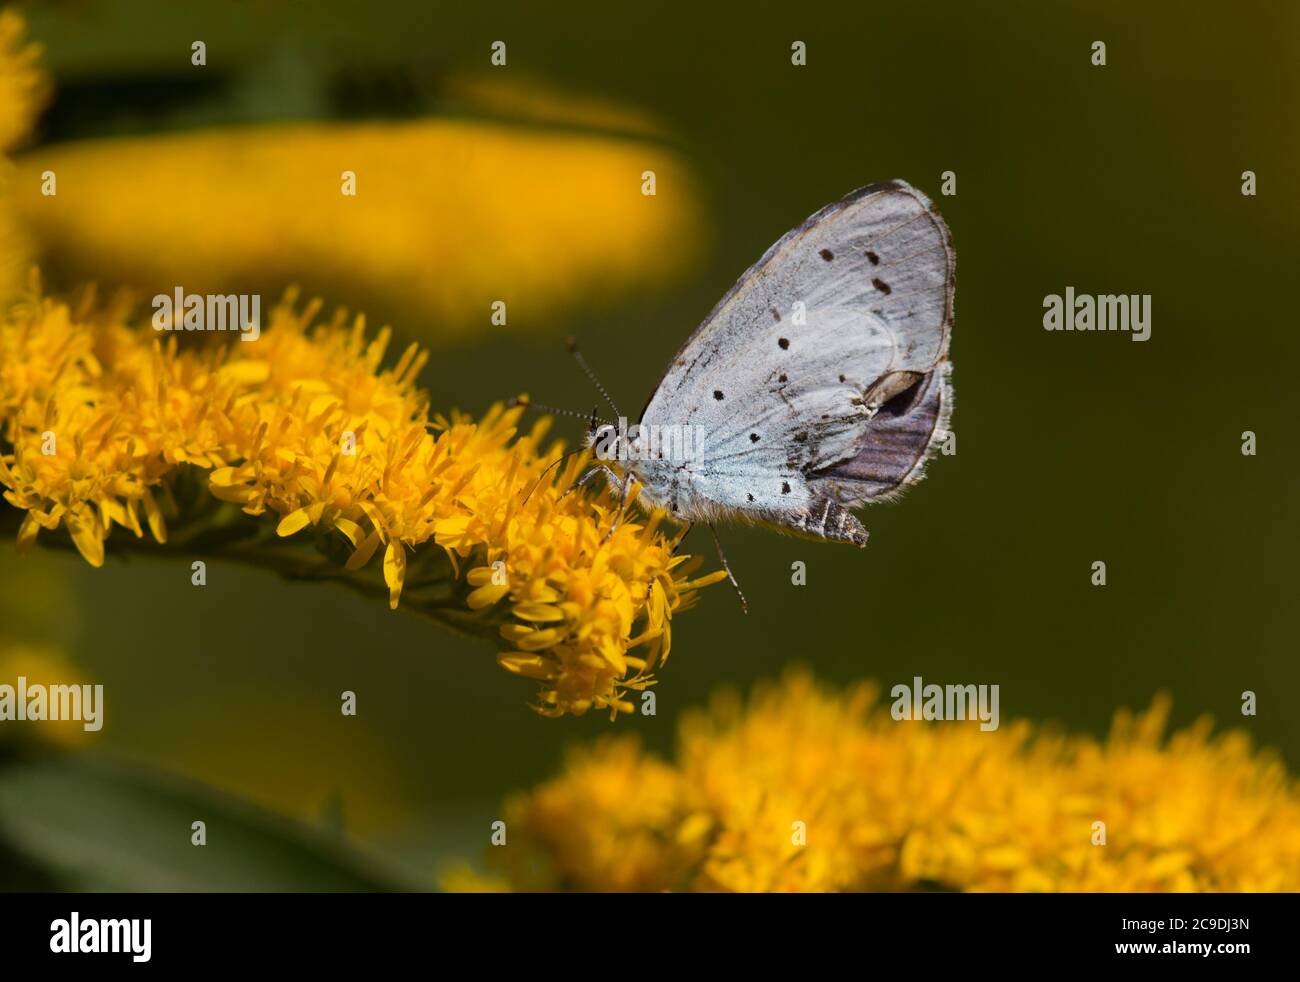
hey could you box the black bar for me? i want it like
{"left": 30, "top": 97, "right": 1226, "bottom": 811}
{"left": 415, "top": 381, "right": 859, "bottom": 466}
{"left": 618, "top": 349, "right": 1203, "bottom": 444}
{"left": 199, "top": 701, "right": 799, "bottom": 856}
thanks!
{"left": 0, "top": 891, "right": 1289, "bottom": 970}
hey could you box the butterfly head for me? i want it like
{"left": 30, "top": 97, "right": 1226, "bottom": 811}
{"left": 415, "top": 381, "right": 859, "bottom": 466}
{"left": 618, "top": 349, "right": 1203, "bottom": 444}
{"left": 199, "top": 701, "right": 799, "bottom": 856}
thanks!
{"left": 586, "top": 420, "right": 616, "bottom": 452}
{"left": 585, "top": 416, "right": 638, "bottom": 464}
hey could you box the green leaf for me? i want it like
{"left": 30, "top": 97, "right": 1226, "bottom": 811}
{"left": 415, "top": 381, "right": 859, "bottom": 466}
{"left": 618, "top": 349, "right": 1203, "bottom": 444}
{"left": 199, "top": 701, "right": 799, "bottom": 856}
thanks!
{"left": 0, "top": 753, "right": 412, "bottom": 892}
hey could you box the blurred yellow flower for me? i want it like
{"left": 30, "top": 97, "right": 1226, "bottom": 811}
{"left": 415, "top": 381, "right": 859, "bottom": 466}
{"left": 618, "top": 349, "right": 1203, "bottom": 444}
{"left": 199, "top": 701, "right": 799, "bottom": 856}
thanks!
{"left": 0, "top": 8, "right": 45, "bottom": 154}
{"left": 1, "top": 8, "right": 704, "bottom": 331}
{"left": 0, "top": 285, "right": 723, "bottom": 717}
{"left": 469, "top": 671, "right": 1300, "bottom": 891}
{"left": 494, "top": 736, "right": 700, "bottom": 892}
{"left": 8, "top": 120, "right": 702, "bottom": 339}
{"left": 0, "top": 197, "right": 29, "bottom": 305}
{"left": 0, "top": 7, "right": 45, "bottom": 302}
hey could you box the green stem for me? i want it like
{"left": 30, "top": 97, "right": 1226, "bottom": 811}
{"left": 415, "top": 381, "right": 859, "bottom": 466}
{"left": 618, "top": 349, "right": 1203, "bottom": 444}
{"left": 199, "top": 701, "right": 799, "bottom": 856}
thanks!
{"left": 0, "top": 468, "right": 511, "bottom": 644}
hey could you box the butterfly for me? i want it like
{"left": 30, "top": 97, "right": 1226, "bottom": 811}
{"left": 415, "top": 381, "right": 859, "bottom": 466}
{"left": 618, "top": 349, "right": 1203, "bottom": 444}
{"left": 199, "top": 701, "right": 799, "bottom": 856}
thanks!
{"left": 531, "top": 180, "right": 954, "bottom": 605}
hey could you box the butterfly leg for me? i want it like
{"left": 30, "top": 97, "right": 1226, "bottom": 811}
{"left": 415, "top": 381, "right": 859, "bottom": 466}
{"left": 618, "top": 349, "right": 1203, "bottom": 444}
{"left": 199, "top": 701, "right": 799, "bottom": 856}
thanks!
{"left": 601, "top": 472, "right": 636, "bottom": 544}
{"left": 708, "top": 524, "right": 748, "bottom": 615}
{"left": 558, "top": 463, "right": 620, "bottom": 503}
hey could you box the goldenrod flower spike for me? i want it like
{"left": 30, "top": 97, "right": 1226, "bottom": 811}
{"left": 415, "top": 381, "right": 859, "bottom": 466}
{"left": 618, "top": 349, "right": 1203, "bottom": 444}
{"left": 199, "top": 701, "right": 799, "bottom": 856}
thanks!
{"left": 473, "top": 671, "right": 1300, "bottom": 891}
{"left": 0, "top": 285, "right": 726, "bottom": 718}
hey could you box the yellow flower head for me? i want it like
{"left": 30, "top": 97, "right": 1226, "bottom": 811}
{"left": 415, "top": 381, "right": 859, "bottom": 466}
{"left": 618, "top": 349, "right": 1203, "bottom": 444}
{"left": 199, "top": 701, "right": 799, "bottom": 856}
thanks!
{"left": 469, "top": 671, "right": 1300, "bottom": 891}
{"left": 0, "top": 285, "right": 724, "bottom": 717}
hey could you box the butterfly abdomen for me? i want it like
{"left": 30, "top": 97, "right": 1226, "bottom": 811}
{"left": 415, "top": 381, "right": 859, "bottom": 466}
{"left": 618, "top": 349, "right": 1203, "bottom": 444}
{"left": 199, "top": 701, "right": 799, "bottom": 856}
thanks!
{"left": 790, "top": 497, "right": 870, "bottom": 546}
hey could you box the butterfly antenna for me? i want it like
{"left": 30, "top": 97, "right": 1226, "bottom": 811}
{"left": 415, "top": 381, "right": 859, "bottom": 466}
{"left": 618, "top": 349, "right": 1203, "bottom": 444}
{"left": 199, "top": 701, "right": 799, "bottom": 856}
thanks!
{"left": 708, "top": 524, "right": 748, "bottom": 615}
{"left": 565, "top": 337, "right": 621, "bottom": 419}
{"left": 508, "top": 395, "right": 613, "bottom": 428}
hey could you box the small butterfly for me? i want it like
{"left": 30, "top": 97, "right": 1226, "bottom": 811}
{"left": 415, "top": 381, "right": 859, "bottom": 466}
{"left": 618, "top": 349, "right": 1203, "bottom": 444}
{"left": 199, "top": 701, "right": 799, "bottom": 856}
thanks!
{"left": 530, "top": 180, "right": 954, "bottom": 607}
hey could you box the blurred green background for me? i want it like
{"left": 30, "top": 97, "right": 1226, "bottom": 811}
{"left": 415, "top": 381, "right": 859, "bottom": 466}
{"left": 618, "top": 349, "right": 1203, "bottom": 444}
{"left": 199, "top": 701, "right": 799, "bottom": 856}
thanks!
{"left": 2, "top": 0, "right": 1298, "bottom": 889}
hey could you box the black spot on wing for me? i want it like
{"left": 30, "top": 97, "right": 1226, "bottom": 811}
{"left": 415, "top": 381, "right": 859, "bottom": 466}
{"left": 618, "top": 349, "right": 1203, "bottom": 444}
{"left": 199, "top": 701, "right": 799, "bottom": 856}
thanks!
{"left": 778, "top": 338, "right": 789, "bottom": 350}
{"left": 872, "top": 278, "right": 892, "bottom": 295}
{"left": 819, "top": 248, "right": 834, "bottom": 262}
{"left": 865, "top": 250, "right": 880, "bottom": 265}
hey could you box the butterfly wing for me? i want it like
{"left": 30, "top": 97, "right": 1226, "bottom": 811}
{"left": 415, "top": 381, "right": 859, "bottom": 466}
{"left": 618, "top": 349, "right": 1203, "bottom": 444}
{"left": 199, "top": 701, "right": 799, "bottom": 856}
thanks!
{"left": 639, "top": 180, "right": 954, "bottom": 543}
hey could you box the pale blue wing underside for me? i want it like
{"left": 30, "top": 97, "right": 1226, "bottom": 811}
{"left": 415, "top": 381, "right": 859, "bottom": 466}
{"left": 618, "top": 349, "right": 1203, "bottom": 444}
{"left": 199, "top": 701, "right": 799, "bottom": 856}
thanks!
{"left": 635, "top": 180, "right": 954, "bottom": 537}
